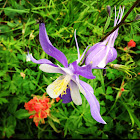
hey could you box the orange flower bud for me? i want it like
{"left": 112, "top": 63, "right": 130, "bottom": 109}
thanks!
{"left": 127, "top": 40, "right": 136, "bottom": 48}
{"left": 124, "top": 47, "right": 128, "bottom": 51}
{"left": 56, "top": 97, "right": 61, "bottom": 102}
{"left": 119, "top": 92, "right": 122, "bottom": 97}
{"left": 121, "top": 88, "right": 124, "bottom": 92}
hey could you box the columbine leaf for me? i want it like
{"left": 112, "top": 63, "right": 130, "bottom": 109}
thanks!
{"left": 106, "top": 86, "right": 113, "bottom": 94}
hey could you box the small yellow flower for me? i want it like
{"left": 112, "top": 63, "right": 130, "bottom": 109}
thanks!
{"left": 20, "top": 72, "right": 25, "bottom": 79}
{"left": 29, "top": 31, "right": 35, "bottom": 40}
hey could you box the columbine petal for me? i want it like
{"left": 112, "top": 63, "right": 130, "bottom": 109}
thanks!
{"left": 79, "top": 80, "right": 106, "bottom": 124}
{"left": 46, "top": 75, "right": 71, "bottom": 98}
{"left": 69, "top": 80, "right": 82, "bottom": 105}
{"left": 57, "top": 64, "right": 73, "bottom": 75}
{"left": 39, "top": 23, "right": 68, "bottom": 68}
{"left": 107, "top": 47, "right": 117, "bottom": 63}
{"left": 39, "top": 64, "right": 65, "bottom": 74}
{"left": 72, "top": 61, "right": 96, "bottom": 79}
{"left": 85, "top": 44, "right": 108, "bottom": 68}
{"left": 74, "top": 29, "right": 80, "bottom": 62}
{"left": 74, "top": 30, "right": 90, "bottom": 64}
{"left": 72, "top": 75, "right": 86, "bottom": 96}
{"left": 59, "top": 88, "right": 72, "bottom": 104}
{"left": 27, "top": 53, "right": 55, "bottom": 66}
{"left": 26, "top": 53, "right": 31, "bottom": 62}
{"left": 84, "top": 41, "right": 107, "bottom": 60}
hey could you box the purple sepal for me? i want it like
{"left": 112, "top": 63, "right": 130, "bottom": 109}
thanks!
{"left": 39, "top": 23, "right": 68, "bottom": 68}
{"left": 71, "top": 61, "right": 96, "bottom": 79}
{"left": 107, "top": 47, "right": 117, "bottom": 63}
{"left": 85, "top": 44, "right": 107, "bottom": 68}
{"left": 79, "top": 80, "right": 106, "bottom": 124}
{"left": 27, "top": 52, "right": 58, "bottom": 67}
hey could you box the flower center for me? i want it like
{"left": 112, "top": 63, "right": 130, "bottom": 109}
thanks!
{"left": 52, "top": 75, "right": 71, "bottom": 96}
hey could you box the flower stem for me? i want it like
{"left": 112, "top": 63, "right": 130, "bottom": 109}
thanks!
{"left": 106, "top": 77, "right": 125, "bottom": 115}
{"left": 100, "top": 0, "right": 140, "bottom": 42}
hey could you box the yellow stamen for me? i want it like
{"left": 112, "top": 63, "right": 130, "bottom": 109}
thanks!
{"left": 51, "top": 75, "right": 71, "bottom": 96}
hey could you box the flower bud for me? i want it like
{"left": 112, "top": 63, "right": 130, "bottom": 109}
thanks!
{"left": 127, "top": 39, "right": 136, "bottom": 47}
{"left": 121, "top": 88, "right": 124, "bottom": 92}
{"left": 135, "top": 15, "right": 140, "bottom": 21}
{"left": 29, "top": 30, "right": 35, "bottom": 40}
{"left": 22, "top": 23, "right": 25, "bottom": 35}
{"left": 26, "top": 53, "right": 31, "bottom": 62}
{"left": 107, "top": 5, "right": 111, "bottom": 16}
{"left": 20, "top": 72, "right": 25, "bottom": 79}
{"left": 109, "top": 63, "right": 137, "bottom": 78}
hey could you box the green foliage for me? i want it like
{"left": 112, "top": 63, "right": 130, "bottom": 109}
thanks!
{"left": 0, "top": 0, "right": 140, "bottom": 139}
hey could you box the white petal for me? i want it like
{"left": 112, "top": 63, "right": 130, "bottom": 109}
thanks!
{"left": 74, "top": 75, "right": 86, "bottom": 96}
{"left": 74, "top": 29, "right": 80, "bottom": 62}
{"left": 39, "top": 64, "right": 65, "bottom": 74}
{"left": 97, "top": 57, "right": 107, "bottom": 68}
{"left": 26, "top": 53, "right": 31, "bottom": 62}
{"left": 77, "top": 45, "right": 89, "bottom": 64}
{"left": 47, "top": 75, "right": 71, "bottom": 98}
{"left": 70, "top": 80, "right": 82, "bottom": 105}
{"left": 57, "top": 64, "right": 73, "bottom": 75}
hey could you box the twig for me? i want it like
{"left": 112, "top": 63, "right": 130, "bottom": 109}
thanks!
{"left": 0, "top": 0, "right": 8, "bottom": 14}
{"left": 100, "top": 0, "right": 140, "bottom": 42}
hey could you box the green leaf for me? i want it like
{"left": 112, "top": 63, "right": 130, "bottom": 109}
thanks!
{"left": 9, "top": 81, "right": 17, "bottom": 94}
{"left": 103, "top": 117, "right": 113, "bottom": 131}
{"left": 48, "top": 119, "right": 61, "bottom": 133}
{"left": 95, "top": 87, "right": 104, "bottom": 96}
{"left": 8, "top": 97, "right": 19, "bottom": 114}
{"left": 7, "top": 115, "right": 16, "bottom": 128}
{"left": 3, "top": 7, "right": 29, "bottom": 14}
{"left": 14, "top": 109, "right": 32, "bottom": 119}
{"left": 135, "top": 50, "right": 140, "bottom": 53}
{"left": 115, "top": 122, "right": 125, "bottom": 134}
{"left": 131, "top": 113, "right": 140, "bottom": 128}
{"left": 122, "top": 100, "right": 140, "bottom": 128}
{"left": 102, "top": 133, "right": 109, "bottom": 139}
{"left": 104, "top": 12, "right": 112, "bottom": 32}
{"left": 4, "top": 116, "right": 16, "bottom": 138}
{"left": 5, "top": 125, "right": 15, "bottom": 138}
{"left": 105, "top": 95, "right": 114, "bottom": 101}
{"left": 106, "top": 86, "right": 113, "bottom": 95}
{"left": 0, "top": 97, "right": 8, "bottom": 104}
{"left": 48, "top": 115, "right": 60, "bottom": 124}
{"left": 0, "top": 71, "right": 6, "bottom": 77}
{"left": 100, "top": 107, "right": 106, "bottom": 115}
{"left": 7, "top": 22, "right": 17, "bottom": 28}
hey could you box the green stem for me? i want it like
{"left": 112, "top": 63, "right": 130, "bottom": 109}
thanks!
{"left": 32, "top": 80, "right": 46, "bottom": 93}
{"left": 99, "top": 69, "right": 105, "bottom": 93}
{"left": 106, "top": 98, "right": 118, "bottom": 115}
{"left": 70, "top": 102, "right": 79, "bottom": 111}
{"left": 105, "top": 75, "right": 121, "bottom": 87}
{"left": 106, "top": 77, "right": 125, "bottom": 115}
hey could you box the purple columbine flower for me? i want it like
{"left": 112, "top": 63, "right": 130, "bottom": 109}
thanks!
{"left": 27, "top": 23, "right": 106, "bottom": 124}
{"left": 84, "top": 6, "right": 124, "bottom": 68}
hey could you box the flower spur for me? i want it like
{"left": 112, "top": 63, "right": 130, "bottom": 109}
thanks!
{"left": 83, "top": 6, "right": 125, "bottom": 68}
